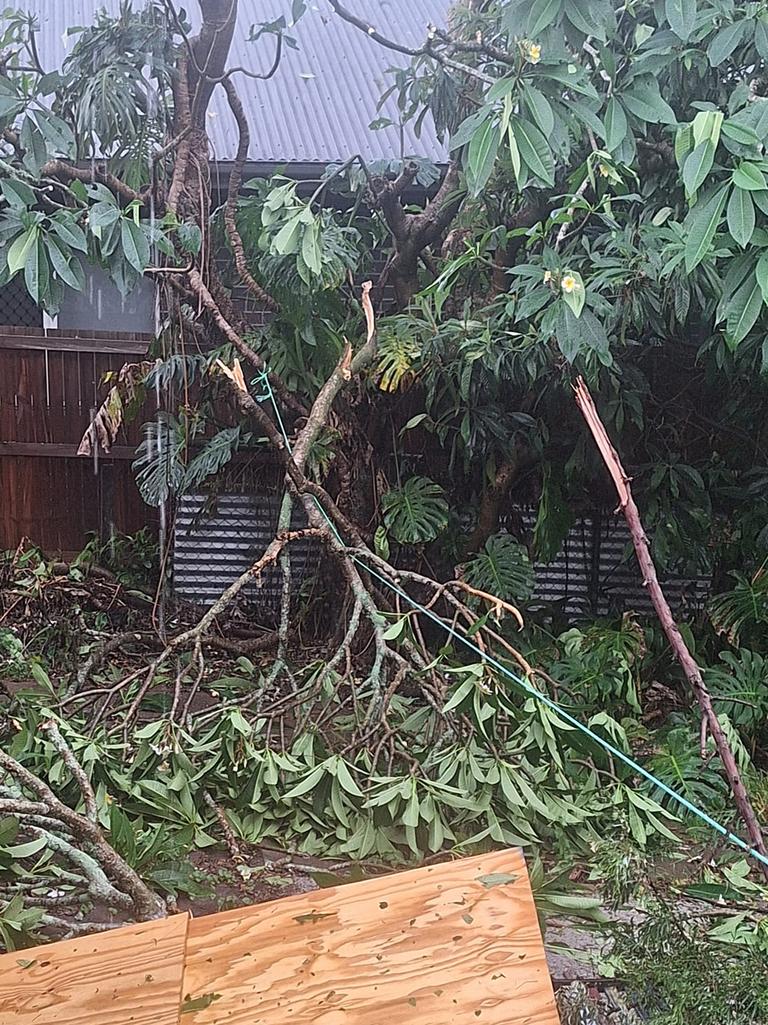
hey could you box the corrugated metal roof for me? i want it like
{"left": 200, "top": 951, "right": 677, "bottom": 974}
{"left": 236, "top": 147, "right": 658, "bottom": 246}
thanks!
{"left": 20, "top": 0, "right": 450, "bottom": 164}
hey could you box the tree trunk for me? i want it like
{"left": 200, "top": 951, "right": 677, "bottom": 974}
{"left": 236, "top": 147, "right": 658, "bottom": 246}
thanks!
{"left": 466, "top": 439, "right": 532, "bottom": 553}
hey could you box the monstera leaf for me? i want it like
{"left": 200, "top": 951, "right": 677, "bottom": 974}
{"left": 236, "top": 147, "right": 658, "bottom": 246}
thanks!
{"left": 381, "top": 476, "right": 449, "bottom": 544}
{"left": 462, "top": 533, "right": 535, "bottom": 603}
{"left": 709, "top": 570, "right": 768, "bottom": 645}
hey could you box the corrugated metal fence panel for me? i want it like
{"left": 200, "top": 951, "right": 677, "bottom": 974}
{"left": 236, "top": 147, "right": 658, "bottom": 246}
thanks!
{"left": 173, "top": 496, "right": 709, "bottom": 616}
{"left": 173, "top": 493, "right": 322, "bottom": 610}
{"left": 515, "top": 509, "right": 709, "bottom": 617}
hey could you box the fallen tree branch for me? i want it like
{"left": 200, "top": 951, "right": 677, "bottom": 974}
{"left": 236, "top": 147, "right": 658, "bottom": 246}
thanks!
{"left": 573, "top": 375, "right": 768, "bottom": 878}
{"left": 0, "top": 746, "right": 166, "bottom": 917}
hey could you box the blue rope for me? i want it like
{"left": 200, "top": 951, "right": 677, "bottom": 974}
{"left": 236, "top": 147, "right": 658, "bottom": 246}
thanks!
{"left": 251, "top": 369, "right": 768, "bottom": 870}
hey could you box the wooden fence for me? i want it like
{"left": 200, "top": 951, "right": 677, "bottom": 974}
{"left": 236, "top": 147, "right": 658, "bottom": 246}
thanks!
{"left": 0, "top": 327, "right": 154, "bottom": 557}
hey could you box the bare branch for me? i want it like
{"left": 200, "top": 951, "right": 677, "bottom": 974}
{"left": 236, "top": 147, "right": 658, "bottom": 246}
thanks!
{"left": 574, "top": 376, "right": 768, "bottom": 879}
{"left": 220, "top": 76, "right": 279, "bottom": 312}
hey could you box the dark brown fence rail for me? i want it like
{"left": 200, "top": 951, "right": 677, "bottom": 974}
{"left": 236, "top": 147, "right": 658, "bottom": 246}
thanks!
{"left": 0, "top": 328, "right": 154, "bottom": 557}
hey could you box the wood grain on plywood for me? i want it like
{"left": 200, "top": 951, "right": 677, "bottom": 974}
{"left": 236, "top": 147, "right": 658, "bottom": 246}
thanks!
{"left": 181, "top": 848, "right": 559, "bottom": 1025}
{"left": 0, "top": 913, "right": 189, "bottom": 1025}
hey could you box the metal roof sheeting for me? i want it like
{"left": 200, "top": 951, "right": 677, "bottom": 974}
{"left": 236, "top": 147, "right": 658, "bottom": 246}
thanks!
{"left": 174, "top": 493, "right": 322, "bottom": 612}
{"left": 20, "top": 0, "right": 450, "bottom": 164}
{"left": 512, "top": 509, "right": 709, "bottom": 618}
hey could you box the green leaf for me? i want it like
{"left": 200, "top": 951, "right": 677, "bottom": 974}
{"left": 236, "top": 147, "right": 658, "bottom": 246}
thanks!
{"left": 509, "top": 116, "right": 554, "bottom": 186}
{"left": 335, "top": 760, "right": 363, "bottom": 797}
{"left": 682, "top": 140, "right": 715, "bottom": 197}
{"left": 675, "top": 123, "right": 694, "bottom": 168}
{"left": 722, "top": 120, "right": 760, "bottom": 147}
{"left": 5, "top": 835, "right": 47, "bottom": 859}
{"left": 561, "top": 270, "right": 585, "bottom": 317}
{"left": 691, "top": 109, "right": 723, "bottom": 149}
{"left": 604, "top": 97, "right": 627, "bottom": 152}
{"left": 272, "top": 214, "right": 303, "bottom": 255}
{"left": 665, "top": 0, "right": 696, "bottom": 40}
{"left": 0, "top": 78, "right": 24, "bottom": 119}
{"left": 443, "top": 675, "right": 476, "bottom": 712}
{"left": 49, "top": 215, "right": 87, "bottom": 253}
{"left": 33, "top": 109, "right": 75, "bottom": 159}
{"left": 381, "top": 476, "right": 449, "bottom": 544}
{"left": 1, "top": 180, "right": 35, "bottom": 211}
{"left": 6, "top": 227, "right": 37, "bottom": 275}
{"left": 507, "top": 124, "right": 523, "bottom": 186}
{"left": 87, "top": 201, "right": 120, "bottom": 236}
{"left": 684, "top": 185, "right": 728, "bottom": 272}
{"left": 450, "top": 109, "right": 491, "bottom": 151}
{"left": 753, "top": 190, "right": 768, "bottom": 216}
{"left": 562, "top": 99, "right": 606, "bottom": 141}
{"left": 732, "top": 162, "right": 767, "bottom": 191}
{"left": 24, "top": 237, "right": 48, "bottom": 306}
{"left": 20, "top": 116, "right": 48, "bottom": 176}
{"left": 178, "top": 222, "right": 202, "bottom": 255}
{"left": 487, "top": 77, "right": 517, "bottom": 104}
{"left": 282, "top": 765, "right": 326, "bottom": 799}
{"left": 527, "top": 0, "right": 561, "bottom": 37}
{"left": 120, "top": 218, "right": 149, "bottom": 273}
{"left": 557, "top": 304, "right": 610, "bottom": 363}
{"left": 521, "top": 84, "right": 554, "bottom": 137}
{"left": 707, "top": 20, "right": 747, "bottom": 66}
{"left": 0, "top": 816, "right": 18, "bottom": 846}
{"left": 180, "top": 994, "right": 222, "bottom": 1014}
{"left": 756, "top": 251, "right": 768, "bottom": 302}
{"left": 726, "top": 186, "right": 755, "bottom": 248}
{"left": 462, "top": 533, "right": 534, "bottom": 602}
{"left": 621, "top": 79, "right": 676, "bottom": 125}
{"left": 726, "top": 270, "right": 762, "bottom": 346}
{"left": 756, "top": 17, "right": 768, "bottom": 60}
{"left": 466, "top": 117, "right": 500, "bottom": 196}
{"left": 477, "top": 872, "right": 519, "bottom": 889}
{"left": 300, "top": 220, "right": 322, "bottom": 276}
{"left": 44, "top": 235, "right": 83, "bottom": 290}
{"left": 373, "top": 525, "right": 390, "bottom": 560}
{"left": 382, "top": 618, "right": 405, "bottom": 640}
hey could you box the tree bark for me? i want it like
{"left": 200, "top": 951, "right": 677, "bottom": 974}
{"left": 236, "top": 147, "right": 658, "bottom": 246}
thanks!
{"left": 466, "top": 439, "right": 533, "bottom": 553}
{"left": 574, "top": 376, "right": 768, "bottom": 878}
{"left": 190, "top": 0, "right": 239, "bottom": 125}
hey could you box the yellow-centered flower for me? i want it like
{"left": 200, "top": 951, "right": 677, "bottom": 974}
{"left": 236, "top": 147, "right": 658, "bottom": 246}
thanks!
{"left": 561, "top": 274, "right": 579, "bottom": 294}
{"left": 525, "top": 41, "right": 542, "bottom": 64}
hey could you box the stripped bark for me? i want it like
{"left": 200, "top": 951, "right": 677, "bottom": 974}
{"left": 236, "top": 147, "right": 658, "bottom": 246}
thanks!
{"left": 574, "top": 376, "right": 768, "bottom": 877}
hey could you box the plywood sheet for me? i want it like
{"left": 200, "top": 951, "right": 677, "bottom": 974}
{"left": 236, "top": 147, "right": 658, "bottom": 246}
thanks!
{"left": 181, "top": 849, "right": 558, "bottom": 1025}
{"left": 0, "top": 913, "right": 189, "bottom": 1025}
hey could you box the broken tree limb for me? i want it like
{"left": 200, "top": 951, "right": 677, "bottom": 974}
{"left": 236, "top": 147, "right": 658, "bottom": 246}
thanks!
{"left": 573, "top": 375, "right": 768, "bottom": 877}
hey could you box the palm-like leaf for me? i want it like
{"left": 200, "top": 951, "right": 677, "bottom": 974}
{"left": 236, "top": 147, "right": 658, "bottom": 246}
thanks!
{"left": 183, "top": 426, "right": 243, "bottom": 492}
{"left": 462, "top": 533, "right": 534, "bottom": 603}
{"left": 381, "top": 476, "right": 448, "bottom": 544}
{"left": 376, "top": 324, "right": 421, "bottom": 392}
{"left": 705, "top": 649, "right": 768, "bottom": 731}
{"left": 132, "top": 413, "right": 185, "bottom": 507}
{"left": 648, "top": 727, "right": 726, "bottom": 813}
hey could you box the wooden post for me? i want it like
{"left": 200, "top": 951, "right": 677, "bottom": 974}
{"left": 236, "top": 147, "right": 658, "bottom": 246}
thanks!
{"left": 573, "top": 376, "right": 768, "bottom": 876}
